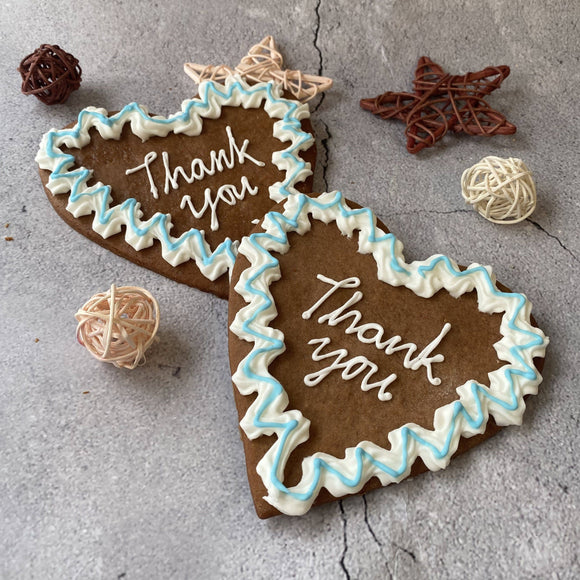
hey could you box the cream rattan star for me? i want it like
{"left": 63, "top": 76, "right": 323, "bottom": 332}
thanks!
{"left": 184, "top": 36, "right": 332, "bottom": 102}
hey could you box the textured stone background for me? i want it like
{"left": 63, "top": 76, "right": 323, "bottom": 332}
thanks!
{"left": 1, "top": 0, "right": 578, "bottom": 578}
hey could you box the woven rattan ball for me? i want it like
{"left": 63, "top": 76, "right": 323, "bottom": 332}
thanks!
{"left": 18, "top": 44, "right": 82, "bottom": 105}
{"left": 461, "top": 156, "right": 536, "bottom": 224}
{"left": 75, "top": 285, "right": 160, "bottom": 369}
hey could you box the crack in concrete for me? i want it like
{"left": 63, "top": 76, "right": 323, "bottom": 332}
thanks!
{"left": 313, "top": 0, "right": 324, "bottom": 106}
{"left": 383, "top": 211, "right": 578, "bottom": 262}
{"left": 393, "top": 543, "right": 417, "bottom": 562}
{"left": 383, "top": 208, "right": 473, "bottom": 220}
{"left": 338, "top": 500, "right": 351, "bottom": 580}
{"left": 362, "top": 495, "right": 383, "bottom": 547}
{"left": 392, "top": 543, "right": 419, "bottom": 580}
{"left": 312, "top": 0, "right": 331, "bottom": 191}
{"left": 527, "top": 218, "right": 579, "bottom": 263}
{"left": 362, "top": 495, "right": 419, "bottom": 578}
{"left": 319, "top": 122, "right": 332, "bottom": 191}
{"left": 363, "top": 495, "right": 393, "bottom": 579}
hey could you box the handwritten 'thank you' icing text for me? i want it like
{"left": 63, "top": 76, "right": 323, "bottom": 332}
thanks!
{"left": 302, "top": 274, "right": 452, "bottom": 401}
{"left": 125, "top": 126, "right": 265, "bottom": 231}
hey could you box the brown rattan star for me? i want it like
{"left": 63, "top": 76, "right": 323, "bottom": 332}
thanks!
{"left": 360, "top": 57, "right": 516, "bottom": 154}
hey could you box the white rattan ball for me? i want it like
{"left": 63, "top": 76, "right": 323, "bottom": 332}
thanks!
{"left": 461, "top": 156, "right": 536, "bottom": 224}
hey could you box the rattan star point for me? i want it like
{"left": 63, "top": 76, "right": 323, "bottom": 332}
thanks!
{"left": 361, "top": 57, "right": 516, "bottom": 153}
{"left": 184, "top": 36, "right": 332, "bottom": 103}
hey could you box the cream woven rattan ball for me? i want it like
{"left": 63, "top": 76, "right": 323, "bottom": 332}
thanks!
{"left": 75, "top": 285, "right": 160, "bottom": 369}
{"left": 461, "top": 156, "right": 536, "bottom": 224}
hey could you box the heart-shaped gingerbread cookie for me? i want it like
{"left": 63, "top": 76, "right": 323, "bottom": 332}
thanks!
{"left": 35, "top": 77, "right": 316, "bottom": 298}
{"left": 228, "top": 192, "right": 548, "bottom": 518}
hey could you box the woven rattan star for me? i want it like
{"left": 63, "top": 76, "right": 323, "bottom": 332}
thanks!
{"left": 184, "top": 36, "right": 332, "bottom": 103}
{"left": 360, "top": 57, "right": 516, "bottom": 154}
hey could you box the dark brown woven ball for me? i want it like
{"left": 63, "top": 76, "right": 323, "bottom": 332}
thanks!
{"left": 18, "top": 44, "right": 82, "bottom": 105}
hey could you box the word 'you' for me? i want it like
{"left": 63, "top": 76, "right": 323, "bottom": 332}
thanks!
{"left": 302, "top": 274, "right": 452, "bottom": 401}
{"left": 125, "top": 126, "right": 265, "bottom": 231}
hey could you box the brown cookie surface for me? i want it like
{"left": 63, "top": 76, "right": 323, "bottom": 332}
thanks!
{"left": 228, "top": 193, "right": 547, "bottom": 518}
{"left": 36, "top": 79, "right": 316, "bottom": 298}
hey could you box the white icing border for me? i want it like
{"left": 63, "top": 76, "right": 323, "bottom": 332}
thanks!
{"left": 35, "top": 76, "right": 314, "bottom": 281}
{"left": 230, "top": 191, "right": 548, "bottom": 516}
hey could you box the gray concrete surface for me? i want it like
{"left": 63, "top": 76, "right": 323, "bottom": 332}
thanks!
{"left": 1, "top": 0, "right": 578, "bottom": 578}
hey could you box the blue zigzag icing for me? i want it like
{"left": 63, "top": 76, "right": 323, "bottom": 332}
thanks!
{"left": 36, "top": 78, "right": 314, "bottom": 280}
{"left": 231, "top": 191, "right": 548, "bottom": 515}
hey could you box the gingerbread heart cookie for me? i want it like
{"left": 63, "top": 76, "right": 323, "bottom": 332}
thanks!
{"left": 35, "top": 76, "right": 315, "bottom": 298}
{"left": 228, "top": 192, "right": 548, "bottom": 518}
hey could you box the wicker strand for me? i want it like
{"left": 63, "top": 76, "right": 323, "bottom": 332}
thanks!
{"left": 360, "top": 57, "right": 515, "bottom": 153}
{"left": 18, "top": 44, "right": 81, "bottom": 105}
{"left": 461, "top": 156, "right": 537, "bottom": 224}
{"left": 75, "top": 285, "right": 160, "bottom": 369}
{"left": 184, "top": 35, "right": 332, "bottom": 102}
